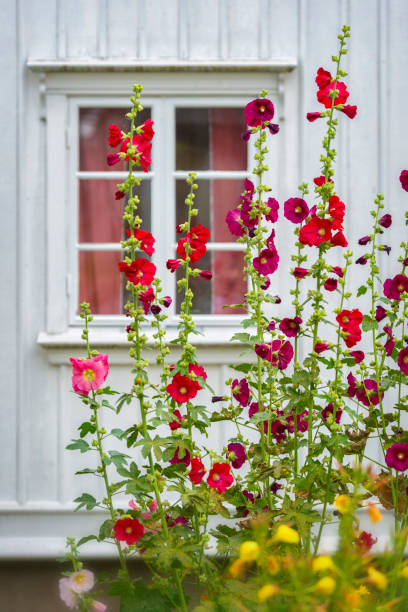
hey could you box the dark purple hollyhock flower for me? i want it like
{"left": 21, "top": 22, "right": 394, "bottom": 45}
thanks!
{"left": 261, "top": 277, "right": 271, "bottom": 290}
{"left": 384, "top": 326, "right": 395, "bottom": 356}
{"left": 227, "top": 442, "right": 247, "bottom": 469}
{"left": 324, "top": 278, "right": 338, "bottom": 291}
{"left": 321, "top": 402, "right": 342, "bottom": 424}
{"left": 212, "top": 395, "right": 225, "bottom": 403}
{"left": 244, "top": 98, "right": 275, "bottom": 127}
{"left": 381, "top": 245, "right": 391, "bottom": 255}
{"left": 358, "top": 235, "right": 371, "bottom": 245}
{"left": 243, "top": 489, "right": 255, "bottom": 504}
{"left": 375, "top": 305, "right": 387, "bottom": 322}
{"left": 267, "top": 320, "right": 276, "bottom": 331}
{"left": 167, "top": 515, "right": 189, "bottom": 528}
{"left": 356, "top": 255, "right": 368, "bottom": 265}
{"left": 273, "top": 295, "right": 282, "bottom": 304}
{"left": 169, "top": 447, "right": 191, "bottom": 466}
{"left": 279, "top": 316, "right": 302, "bottom": 338}
{"left": 398, "top": 347, "right": 408, "bottom": 376}
{"left": 314, "top": 342, "right": 330, "bottom": 353}
{"left": 307, "top": 112, "right": 323, "bottom": 122}
{"left": 268, "top": 123, "right": 280, "bottom": 135}
{"left": 349, "top": 350, "right": 365, "bottom": 364}
{"left": 356, "top": 379, "right": 384, "bottom": 407}
{"left": 284, "top": 198, "right": 310, "bottom": 224}
{"left": 384, "top": 274, "right": 408, "bottom": 300}
{"left": 403, "top": 258, "right": 408, "bottom": 267}
{"left": 253, "top": 247, "right": 279, "bottom": 276}
{"left": 400, "top": 170, "right": 408, "bottom": 192}
{"left": 270, "top": 339, "right": 294, "bottom": 370}
{"left": 150, "top": 304, "right": 162, "bottom": 315}
{"left": 226, "top": 208, "right": 245, "bottom": 237}
{"left": 270, "top": 482, "right": 282, "bottom": 495}
{"left": 115, "top": 190, "right": 125, "bottom": 200}
{"left": 267, "top": 409, "right": 287, "bottom": 443}
{"left": 241, "top": 129, "right": 252, "bottom": 142}
{"left": 385, "top": 443, "right": 408, "bottom": 471}
{"left": 265, "top": 198, "right": 279, "bottom": 222}
{"left": 255, "top": 343, "right": 271, "bottom": 361}
{"left": 232, "top": 378, "right": 250, "bottom": 407}
{"left": 286, "top": 410, "right": 308, "bottom": 433}
{"left": 162, "top": 296, "right": 172, "bottom": 308}
{"left": 347, "top": 372, "right": 357, "bottom": 398}
{"left": 379, "top": 214, "right": 392, "bottom": 228}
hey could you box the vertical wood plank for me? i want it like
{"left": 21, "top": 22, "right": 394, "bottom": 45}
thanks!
{"left": 65, "top": 0, "right": 99, "bottom": 58}
{"left": 144, "top": 0, "right": 179, "bottom": 60}
{"left": 21, "top": 0, "right": 57, "bottom": 58}
{"left": 227, "top": 0, "right": 260, "bottom": 60}
{"left": 106, "top": 0, "right": 139, "bottom": 58}
{"left": 186, "top": 0, "right": 220, "bottom": 60}
{"left": 268, "top": 0, "right": 298, "bottom": 59}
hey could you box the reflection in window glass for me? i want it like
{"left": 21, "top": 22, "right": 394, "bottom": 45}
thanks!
{"left": 79, "top": 251, "right": 123, "bottom": 315}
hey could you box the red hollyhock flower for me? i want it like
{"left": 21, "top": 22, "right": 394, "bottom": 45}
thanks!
{"left": 279, "top": 316, "right": 302, "bottom": 338}
{"left": 177, "top": 237, "right": 207, "bottom": 263}
{"left": 330, "top": 231, "right": 348, "bottom": 247}
{"left": 314, "top": 342, "right": 330, "bottom": 353}
{"left": 166, "top": 374, "right": 198, "bottom": 403}
{"left": 337, "top": 309, "right": 363, "bottom": 330}
{"left": 232, "top": 378, "right": 251, "bottom": 407}
{"left": 321, "top": 403, "right": 342, "bottom": 424}
{"left": 169, "top": 409, "right": 185, "bottom": 430}
{"left": 317, "top": 80, "right": 349, "bottom": 108}
{"left": 227, "top": 442, "right": 247, "bottom": 469}
{"left": 339, "top": 104, "right": 357, "bottom": 119}
{"left": 207, "top": 462, "right": 234, "bottom": 493}
{"left": 138, "top": 118, "right": 155, "bottom": 141}
{"left": 385, "top": 443, "right": 408, "bottom": 471}
{"left": 189, "top": 457, "right": 206, "bottom": 484}
{"left": 344, "top": 327, "right": 362, "bottom": 348}
{"left": 349, "top": 350, "right": 365, "bottom": 364}
{"left": 384, "top": 326, "right": 395, "bottom": 356}
{"left": 115, "top": 190, "right": 125, "bottom": 200}
{"left": 253, "top": 247, "right": 279, "bottom": 276}
{"left": 107, "top": 153, "right": 120, "bottom": 166}
{"left": 328, "top": 195, "right": 345, "bottom": 230}
{"left": 299, "top": 217, "right": 333, "bottom": 246}
{"left": 398, "top": 347, "right": 408, "bottom": 376}
{"left": 118, "top": 258, "right": 156, "bottom": 286}
{"left": 307, "top": 112, "right": 323, "bottom": 122}
{"left": 265, "top": 197, "right": 279, "bottom": 222}
{"left": 108, "top": 124, "right": 123, "bottom": 148}
{"left": 188, "top": 363, "right": 207, "bottom": 390}
{"left": 188, "top": 224, "right": 210, "bottom": 244}
{"left": 113, "top": 517, "right": 144, "bottom": 545}
{"left": 355, "top": 531, "right": 375, "bottom": 552}
{"left": 139, "top": 287, "right": 155, "bottom": 314}
{"left": 244, "top": 98, "right": 275, "bottom": 127}
{"left": 384, "top": 274, "right": 408, "bottom": 300}
{"left": 169, "top": 447, "right": 191, "bottom": 466}
{"left": 331, "top": 266, "right": 344, "bottom": 278}
{"left": 379, "top": 214, "right": 392, "bottom": 228}
{"left": 120, "top": 135, "right": 152, "bottom": 172}
{"left": 199, "top": 270, "right": 212, "bottom": 280}
{"left": 226, "top": 208, "right": 245, "bottom": 237}
{"left": 313, "top": 175, "right": 333, "bottom": 186}
{"left": 293, "top": 267, "right": 310, "bottom": 279}
{"left": 324, "top": 278, "right": 338, "bottom": 291}
{"left": 166, "top": 259, "right": 181, "bottom": 273}
{"left": 400, "top": 169, "right": 408, "bottom": 192}
{"left": 356, "top": 379, "right": 384, "bottom": 407}
{"left": 125, "top": 228, "right": 155, "bottom": 256}
{"left": 315, "top": 67, "right": 332, "bottom": 89}
{"left": 284, "top": 198, "right": 309, "bottom": 224}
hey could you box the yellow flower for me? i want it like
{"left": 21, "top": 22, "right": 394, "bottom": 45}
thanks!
{"left": 257, "top": 584, "right": 279, "bottom": 603}
{"left": 367, "top": 502, "right": 382, "bottom": 523}
{"left": 367, "top": 567, "right": 387, "bottom": 590}
{"left": 314, "top": 576, "right": 336, "bottom": 595}
{"left": 229, "top": 559, "right": 246, "bottom": 578}
{"left": 357, "top": 585, "right": 369, "bottom": 597}
{"left": 267, "top": 555, "right": 279, "bottom": 575}
{"left": 400, "top": 565, "right": 408, "bottom": 579}
{"left": 273, "top": 524, "right": 300, "bottom": 544}
{"left": 312, "top": 555, "right": 335, "bottom": 573}
{"left": 334, "top": 494, "right": 351, "bottom": 514}
{"left": 344, "top": 589, "right": 361, "bottom": 609}
{"left": 239, "top": 540, "right": 260, "bottom": 563}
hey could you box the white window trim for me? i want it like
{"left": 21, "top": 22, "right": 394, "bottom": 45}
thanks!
{"left": 35, "top": 67, "right": 294, "bottom": 346}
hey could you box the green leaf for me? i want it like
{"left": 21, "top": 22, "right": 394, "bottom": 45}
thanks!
{"left": 362, "top": 315, "right": 378, "bottom": 332}
{"left": 230, "top": 332, "right": 250, "bottom": 343}
{"left": 73, "top": 493, "right": 97, "bottom": 511}
{"left": 77, "top": 534, "right": 98, "bottom": 547}
{"left": 230, "top": 363, "right": 254, "bottom": 374}
{"left": 78, "top": 421, "right": 96, "bottom": 438}
{"left": 111, "top": 428, "right": 126, "bottom": 440}
{"left": 66, "top": 439, "right": 91, "bottom": 453}
{"left": 108, "top": 450, "right": 130, "bottom": 468}
{"left": 98, "top": 519, "right": 114, "bottom": 541}
{"left": 357, "top": 285, "right": 367, "bottom": 297}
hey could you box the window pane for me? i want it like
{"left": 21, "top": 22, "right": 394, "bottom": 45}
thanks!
{"left": 176, "top": 108, "right": 247, "bottom": 171}
{"left": 175, "top": 250, "right": 246, "bottom": 315}
{"left": 176, "top": 179, "right": 245, "bottom": 242}
{"left": 79, "top": 107, "right": 151, "bottom": 172}
{"left": 78, "top": 251, "right": 123, "bottom": 315}
{"left": 79, "top": 179, "right": 151, "bottom": 243}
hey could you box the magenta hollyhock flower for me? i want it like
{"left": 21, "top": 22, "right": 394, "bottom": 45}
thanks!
{"left": 265, "top": 198, "right": 279, "bottom": 222}
{"left": 398, "top": 347, "right": 408, "bottom": 375}
{"left": 347, "top": 372, "right": 357, "bottom": 398}
{"left": 356, "top": 379, "right": 384, "bottom": 407}
{"left": 321, "top": 403, "right": 342, "bottom": 424}
{"left": 225, "top": 208, "right": 245, "bottom": 236}
{"left": 358, "top": 235, "right": 371, "bottom": 245}
{"left": 324, "top": 278, "right": 338, "bottom": 291}
{"left": 267, "top": 320, "right": 276, "bottom": 331}
{"left": 255, "top": 343, "right": 271, "bottom": 361}
{"left": 286, "top": 410, "right": 308, "bottom": 433}
{"left": 253, "top": 247, "right": 279, "bottom": 276}
{"left": 199, "top": 270, "right": 212, "bottom": 280}
{"left": 261, "top": 277, "right": 271, "bottom": 290}
{"left": 266, "top": 228, "right": 276, "bottom": 249}
{"left": 284, "top": 197, "right": 310, "bottom": 223}
{"left": 270, "top": 339, "right": 294, "bottom": 370}
{"left": 267, "top": 410, "right": 287, "bottom": 442}
{"left": 91, "top": 602, "right": 107, "bottom": 612}
{"left": 314, "top": 342, "right": 330, "bottom": 353}
{"left": 166, "top": 258, "right": 181, "bottom": 273}
{"left": 349, "top": 350, "right": 365, "bottom": 364}
{"left": 232, "top": 378, "right": 251, "bottom": 407}
{"left": 375, "top": 305, "right": 387, "bottom": 322}
{"left": 166, "top": 515, "right": 189, "bottom": 528}
{"left": 270, "top": 482, "right": 282, "bottom": 495}
{"left": 268, "top": 123, "right": 280, "bottom": 135}
{"left": 400, "top": 170, "right": 408, "bottom": 192}
{"left": 384, "top": 326, "right": 395, "bottom": 356}
{"left": 244, "top": 98, "right": 275, "bottom": 127}
{"left": 379, "top": 214, "right": 392, "bottom": 228}
{"left": 241, "top": 129, "right": 252, "bottom": 141}
{"left": 307, "top": 112, "right": 323, "bottom": 122}
{"left": 240, "top": 199, "right": 258, "bottom": 230}
{"left": 384, "top": 274, "right": 408, "bottom": 300}
{"left": 59, "top": 578, "right": 77, "bottom": 609}
{"left": 293, "top": 267, "right": 309, "bottom": 279}
{"left": 227, "top": 442, "right": 247, "bottom": 469}
{"left": 68, "top": 570, "right": 95, "bottom": 594}
{"left": 339, "top": 105, "right": 357, "bottom": 119}
{"left": 162, "top": 296, "right": 172, "bottom": 308}
{"left": 169, "top": 447, "right": 191, "bottom": 467}
{"left": 385, "top": 443, "right": 408, "bottom": 471}
{"left": 70, "top": 353, "right": 109, "bottom": 395}
{"left": 279, "top": 316, "right": 302, "bottom": 338}
{"left": 331, "top": 266, "right": 344, "bottom": 278}
{"left": 106, "top": 153, "right": 120, "bottom": 166}
{"left": 207, "top": 462, "right": 234, "bottom": 493}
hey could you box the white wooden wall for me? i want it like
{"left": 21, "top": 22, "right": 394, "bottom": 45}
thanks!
{"left": 1, "top": 0, "right": 407, "bottom": 557}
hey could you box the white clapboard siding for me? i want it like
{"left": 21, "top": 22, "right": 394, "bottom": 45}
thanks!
{"left": 0, "top": 0, "right": 407, "bottom": 558}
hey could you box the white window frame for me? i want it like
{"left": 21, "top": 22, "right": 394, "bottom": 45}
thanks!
{"left": 39, "top": 69, "right": 288, "bottom": 342}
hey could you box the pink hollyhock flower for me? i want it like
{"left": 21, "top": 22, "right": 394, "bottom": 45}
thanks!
{"left": 240, "top": 199, "right": 258, "bottom": 230}
{"left": 284, "top": 197, "right": 309, "bottom": 224}
{"left": 299, "top": 217, "right": 333, "bottom": 246}
{"left": 114, "top": 517, "right": 144, "bottom": 545}
{"left": 139, "top": 287, "right": 155, "bottom": 314}
{"left": 167, "top": 374, "right": 198, "bottom": 403}
{"left": 384, "top": 326, "right": 395, "bottom": 356}
{"left": 253, "top": 247, "right": 279, "bottom": 276}
{"left": 400, "top": 169, "right": 408, "bottom": 192}
{"left": 358, "top": 235, "right": 371, "bottom": 245}
{"left": 70, "top": 353, "right": 109, "bottom": 395}
{"left": 286, "top": 410, "right": 308, "bottom": 433}
{"left": 307, "top": 112, "right": 323, "bottom": 122}
{"left": 321, "top": 403, "right": 342, "bottom": 424}
{"left": 279, "top": 316, "right": 302, "bottom": 338}
{"left": 207, "top": 462, "right": 234, "bottom": 493}
{"left": 232, "top": 378, "right": 250, "bottom": 407}
{"left": 384, "top": 274, "right": 408, "bottom": 300}
{"left": 169, "top": 409, "right": 185, "bottom": 430}
{"left": 129, "top": 499, "right": 138, "bottom": 510}
{"left": 68, "top": 570, "right": 94, "bottom": 594}
{"left": 108, "top": 123, "right": 123, "bottom": 147}
{"left": 118, "top": 258, "right": 156, "bottom": 286}
{"left": 115, "top": 190, "right": 125, "bottom": 200}
{"left": 349, "top": 350, "right": 365, "bottom": 364}
{"left": 166, "top": 258, "right": 181, "bottom": 273}
{"left": 226, "top": 208, "right": 245, "bottom": 236}
{"left": 324, "top": 278, "right": 338, "bottom": 291}
{"left": 356, "top": 379, "right": 384, "bottom": 407}
{"left": 347, "top": 372, "right": 357, "bottom": 398}
{"left": 339, "top": 104, "right": 357, "bottom": 118}
{"left": 189, "top": 456, "right": 206, "bottom": 484}
{"left": 149, "top": 499, "right": 158, "bottom": 513}
{"left": 314, "top": 342, "right": 330, "bottom": 353}
{"left": 379, "top": 214, "right": 392, "bottom": 228}
{"left": 199, "top": 270, "right": 212, "bottom": 280}
{"left": 106, "top": 153, "right": 120, "bottom": 166}
{"left": 375, "top": 305, "right": 387, "bottom": 322}
{"left": 385, "top": 443, "right": 408, "bottom": 471}
{"left": 265, "top": 198, "right": 279, "bottom": 222}
{"left": 293, "top": 267, "right": 309, "bottom": 279}
{"left": 331, "top": 266, "right": 344, "bottom": 278}
{"left": 125, "top": 228, "right": 155, "bottom": 256}
{"left": 317, "top": 80, "right": 349, "bottom": 108}
{"left": 315, "top": 67, "right": 332, "bottom": 89}
{"left": 331, "top": 231, "right": 348, "bottom": 247}
{"left": 169, "top": 447, "right": 191, "bottom": 467}
{"left": 227, "top": 442, "right": 247, "bottom": 469}
{"left": 59, "top": 578, "right": 77, "bottom": 609}
{"left": 91, "top": 603, "right": 107, "bottom": 612}
{"left": 398, "top": 347, "right": 408, "bottom": 376}
{"left": 270, "top": 339, "right": 294, "bottom": 370}
{"left": 245, "top": 98, "right": 275, "bottom": 127}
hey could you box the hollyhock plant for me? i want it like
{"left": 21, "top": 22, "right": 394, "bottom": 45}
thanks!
{"left": 330, "top": 230, "right": 348, "bottom": 247}
{"left": 253, "top": 247, "right": 279, "bottom": 276}
{"left": 307, "top": 112, "right": 323, "bottom": 122}
{"left": 68, "top": 570, "right": 94, "bottom": 594}
{"left": 375, "top": 305, "right": 387, "bottom": 322}
{"left": 315, "top": 67, "right": 332, "bottom": 88}
{"left": 317, "top": 79, "right": 349, "bottom": 108}
{"left": 385, "top": 443, "right": 408, "bottom": 471}
{"left": 324, "top": 278, "right": 338, "bottom": 291}
{"left": 227, "top": 443, "right": 247, "bottom": 469}
{"left": 188, "top": 363, "right": 207, "bottom": 389}
{"left": 383, "top": 274, "right": 408, "bottom": 300}
{"left": 284, "top": 198, "right": 309, "bottom": 224}
{"left": 293, "top": 267, "right": 310, "bottom": 279}
{"left": 167, "top": 374, "right": 199, "bottom": 403}
{"left": 299, "top": 216, "right": 333, "bottom": 246}
{"left": 207, "top": 462, "right": 234, "bottom": 493}
{"left": 118, "top": 258, "right": 156, "bottom": 286}
{"left": 244, "top": 98, "right": 275, "bottom": 127}
{"left": 358, "top": 235, "right": 371, "bottom": 245}
{"left": 120, "top": 133, "right": 153, "bottom": 172}
{"left": 314, "top": 342, "right": 330, "bottom": 353}
{"left": 113, "top": 517, "right": 144, "bottom": 545}
{"left": 328, "top": 195, "right": 345, "bottom": 230}
{"left": 279, "top": 317, "right": 302, "bottom": 338}
{"left": 356, "top": 379, "right": 384, "bottom": 407}
{"left": 59, "top": 578, "right": 77, "bottom": 609}
{"left": 70, "top": 354, "right": 109, "bottom": 395}
{"left": 339, "top": 104, "right": 357, "bottom": 119}
{"left": 379, "top": 214, "right": 392, "bottom": 228}
{"left": 383, "top": 326, "right": 395, "bottom": 356}
{"left": 400, "top": 169, "right": 408, "bottom": 192}
{"left": 108, "top": 123, "right": 123, "bottom": 147}
{"left": 350, "top": 350, "right": 365, "bottom": 364}
{"left": 139, "top": 286, "right": 155, "bottom": 314}
{"left": 286, "top": 410, "right": 308, "bottom": 434}
{"left": 398, "top": 347, "right": 408, "bottom": 375}
{"left": 270, "top": 339, "right": 294, "bottom": 370}
{"left": 226, "top": 208, "right": 245, "bottom": 236}
{"left": 177, "top": 237, "right": 207, "bottom": 263}
{"left": 322, "top": 403, "right": 342, "bottom": 424}
{"left": 169, "top": 447, "right": 191, "bottom": 467}
{"left": 169, "top": 409, "right": 185, "bottom": 430}
{"left": 265, "top": 197, "right": 279, "bottom": 222}
{"left": 125, "top": 228, "right": 155, "bottom": 256}
{"left": 232, "top": 378, "right": 251, "bottom": 407}
{"left": 166, "top": 258, "right": 181, "bottom": 273}
{"left": 189, "top": 457, "right": 206, "bottom": 484}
